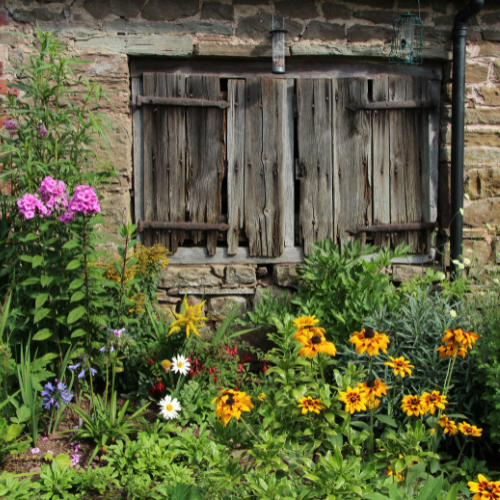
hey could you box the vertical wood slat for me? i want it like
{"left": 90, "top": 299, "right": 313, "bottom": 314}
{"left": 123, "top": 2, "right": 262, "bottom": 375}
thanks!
{"left": 227, "top": 80, "right": 246, "bottom": 255}
{"left": 283, "top": 79, "right": 295, "bottom": 249}
{"left": 186, "top": 76, "right": 224, "bottom": 256}
{"left": 244, "top": 78, "right": 289, "bottom": 257}
{"left": 297, "top": 78, "right": 334, "bottom": 256}
{"left": 372, "top": 78, "right": 391, "bottom": 249}
{"left": 389, "top": 76, "right": 423, "bottom": 252}
{"left": 333, "top": 78, "right": 372, "bottom": 248}
{"left": 132, "top": 77, "right": 144, "bottom": 244}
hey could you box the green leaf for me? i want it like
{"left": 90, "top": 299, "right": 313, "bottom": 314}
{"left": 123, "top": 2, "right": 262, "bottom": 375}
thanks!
{"left": 71, "top": 329, "right": 86, "bottom": 338}
{"left": 54, "top": 454, "right": 72, "bottom": 469}
{"left": 21, "top": 277, "right": 40, "bottom": 286}
{"left": 69, "top": 278, "right": 84, "bottom": 290}
{"left": 19, "top": 255, "right": 33, "bottom": 263}
{"left": 375, "top": 414, "right": 398, "bottom": 428}
{"left": 67, "top": 306, "right": 86, "bottom": 325}
{"left": 33, "top": 328, "right": 53, "bottom": 341}
{"left": 14, "top": 406, "right": 31, "bottom": 424}
{"left": 71, "top": 291, "right": 85, "bottom": 303}
{"left": 42, "top": 352, "right": 59, "bottom": 361}
{"left": 419, "top": 475, "right": 444, "bottom": 500}
{"left": 365, "top": 493, "right": 391, "bottom": 500}
{"left": 40, "top": 275, "right": 50, "bottom": 287}
{"left": 66, "top": 259, "right": 81, "bottom": 271}
{"left": 5, "top": 424, "right": 23, "bottom": 442}
{"left": 32, "top": 255, "right": 43, "bottom": 268}
{"left": 35, "top": 293, "right": 49, "bottom": 309}
{"left": 446, "top": 483, "right": 460, "bottom": 500}
{"left": 62, "top": 240, "right": 79, "bottom": 250}
{"left": 34, "top": 308, "right": 51, "bottom": 324}
{"left": 406, "top": 462, "right": 426, "bottom": 486}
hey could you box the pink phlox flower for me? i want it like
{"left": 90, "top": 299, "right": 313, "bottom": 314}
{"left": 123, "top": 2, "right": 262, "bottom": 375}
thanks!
{"left": 42, "top": 436, "right": 48, "bottom": 441}
{"left": 17, "top": 193, "right": 50, "bottom": 219}
{"left": 68, "top": 185, "right": 101, "bottom": 215}
{"left": 58, "top": 212, "right": 74, "bottom": 224}
{"left": 39, "top": 176, "right": 69, "bottom": 212}
{"left": 30, "top": 448, "right": 40, "bottom": 455}
{"left": 70, "top": 453, "right": 81, "bottom": 466}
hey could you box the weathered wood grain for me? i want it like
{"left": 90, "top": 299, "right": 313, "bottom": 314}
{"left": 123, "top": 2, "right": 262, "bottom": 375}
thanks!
{"left": 185, "top": 75, "right": 224, "bottom": 256}
{"left": 227, "top": 79, "right": 246, "bottom": 255}
{"left": 372, "top": 78, "right": 391, "bottom": 249}
{"left": 297, "top": 78, "right": 334, "bottom": 256}
{"left": 389, "top": 76, "right": 423, "bottom": 252}
{"left": 333, "top": 78, "right": 372, "bottom": 248}
{"left": 132, "top": 77, "right": 144, "bottom": 244}
{"left": 284, "top": 79, "right": 295, "bottom": 248}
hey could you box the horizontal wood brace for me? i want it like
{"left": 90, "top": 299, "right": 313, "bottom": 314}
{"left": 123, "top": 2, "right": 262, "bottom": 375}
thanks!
{"left": 138, "top": 220, "right": 230, "bottom": 232}
{"left": 347, "top": 99, "right": 439, "bottom": 111}
{"left": 346, "top": 222, "right": 438, "bottom": 234}
{"left": 135, "top": 95, "right": 229, "bottom": 108}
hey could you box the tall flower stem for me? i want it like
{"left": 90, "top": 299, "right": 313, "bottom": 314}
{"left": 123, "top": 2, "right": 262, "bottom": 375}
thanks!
{"left": 390, "top": 377, "right": 398, "bottom": 416}
{"left": 443, "top": 353, "right": 458, "bottom": 398}
{"left": 369, "top": 408, "right": 374, "bottom": 455}
{"left": 455, "top": 439, "right": 468, "bottom": 469}
{"left": 117, "top": 229, "right": 130, "bottom": 324}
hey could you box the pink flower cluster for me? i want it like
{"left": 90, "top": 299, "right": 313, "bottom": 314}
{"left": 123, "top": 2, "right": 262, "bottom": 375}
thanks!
{"left": 17, "top": 178, "right": 101, "bottom": 224}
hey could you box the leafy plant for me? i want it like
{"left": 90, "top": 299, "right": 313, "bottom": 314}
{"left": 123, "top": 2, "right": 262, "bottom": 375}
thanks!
{"left": 38, "top": 459, "right": 78, "bottom": 500}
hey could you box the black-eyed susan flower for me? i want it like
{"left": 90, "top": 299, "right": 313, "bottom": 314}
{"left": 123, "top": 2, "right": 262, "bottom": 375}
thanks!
{"left": 437, "top": 342, "right": 467, "bottom": 359}
{"left": 368, "top": 398, "right": 381, "bottom": 410}
{"left": 339, "top": 386, "right": 368, "bottom": 414}
{"left": 459, "top": 422, "right": 483, "bottom": 437}
{"left": 420, "top": 390, "right": 447, "bottom": 414}
{"left": 298, "top": 396, "right": 326, "bottom": 415}
{"left": 438, "top": 414, "right": 458, "bottom": 436}
{"left": 468, "top": 475, "right": 500, "bottom": 500}
{"left": 295, "top": 328, "right": 336, "bottom": 358}
{"left": 387, "top": 465, "right": 404, "bottom": 482}
{"left": 292, "top": 315, "right": 320, "bottom": 329}
{"left": 348, "top": 328, "right": 390, "bottom": 357}
{"left": 168, "top": 299, "right": 207, "bottom": 338}
{"left": 384, "top": 356, "right": 414, "bottom": 378}
{"left": 438, "top": 328, "right": 479, "bottom": 358}
{"left": 357, "top": 379, "right": 388, "bottom": 401}
{"left": 401, "top": 395, "right": 425, "bottom": 417}
{"left": 212, "top": 389, "right": 254, "bottom": 426}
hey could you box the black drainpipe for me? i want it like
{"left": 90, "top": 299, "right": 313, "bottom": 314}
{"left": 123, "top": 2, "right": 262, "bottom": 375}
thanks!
{"left": 450, "top": 0, "right": 484, "bottom": 278}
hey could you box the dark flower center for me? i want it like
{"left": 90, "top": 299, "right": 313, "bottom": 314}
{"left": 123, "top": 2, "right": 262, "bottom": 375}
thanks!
{"left": 411, "top": 398, "right": 419, "bottom": 405}
{"left": 396, "top": 361, "right": 404, "bottom": 367}
{"left": 364, "top": 328, "right": 375, "bottom": 339}
{"left": 430, "top": 395, "right": 437, "bottom": 402}
{"left": 485, "top": 486, "right": 493, "bottom": 493}
{"left": 311, "top": 336, "right": 322, "bottom": 345}
{"left": 367, "top": 380, "right": 376, "bottom": 389}
{"left": 226, "top": 395, "right": 235, "bottom": 406}
{"left": 467, "top": 427, "right": 472, "bottom": 433}
{"left": 350, "top": 396, "right": 358, "bottom": 403}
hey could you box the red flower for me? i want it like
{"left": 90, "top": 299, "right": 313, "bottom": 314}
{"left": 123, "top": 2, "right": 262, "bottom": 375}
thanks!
{"left": 213, "top": 375, "right": 218, "bottom": 383}
{"left": 148, "top": 357, "right": 154, "bottom": 365}
{"left": 235, "top": 385, "right": 239, "bottom": 391}
{"left": 189, "top": 368, "right": 194, "bottom": 377}
{"left": 195, "top": 358, "right": 199, "bottom": 367}
{"left": 262, "top": 362, "right": 268, "bottom": 373}
{"left": 238, "top": 363, "right": 244, "bottom": 372}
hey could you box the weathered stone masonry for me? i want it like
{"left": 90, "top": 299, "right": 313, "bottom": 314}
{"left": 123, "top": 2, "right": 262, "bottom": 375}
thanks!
{"left": 1, "top": 0, "right": 500, "bottom": 313}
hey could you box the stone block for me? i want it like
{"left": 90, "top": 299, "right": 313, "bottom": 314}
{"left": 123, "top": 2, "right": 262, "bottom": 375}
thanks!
{"left": 347, "top": 24, "right": 391, "bottom": 43}
{"left": 226, "top": 265, "right": 256, "bottom": 285}
{"left": 483, "top": 29, "right": 500, "bottom": 42}
{"left": 198, "top": 42, "right": 289, "bottom": 57}
{"left": 465, "top": 197, "right": 500, "bottom": 226}
{"left": 463, "top": 239, "right": 492, "bottom": 265}
{"left": 464, "top": 130, "right": 500, "bottom": 148}
{"left": 0, "top": 31, "right": 31, "bottom": 46}
{"left": 11, "top": 8, "right": 63, "bottom": 23}
{"left": 236, "top": 14, "right": 303, "bottom": 41}
{"left": 233, "top": 0, "right": 269, "bottom": 4}
{"left": 160, "top": 266, "right": 222, "bottom": 289}
{"left": 349, "top": 0, "right": 394, "bottom": 8}
{"left": 322, "top": 3, "right": 352, "bottom": 20}
{"left": 392, "top": 265, "right": 425, "bottom": 282}
{"left": 440, "top": 147, "right": 500, "bottom": 167}
{"left": 431, "top": 0, "right": 449, "bottom": 14}
{"left": 209, "top": 296, "right": 248, "bottom": 317}
{"left": 273, "top": 264, "right": 301, "bottom": 289}
{"left": 302, "top": 21, "right": 345, "bottom": 41}
{"left": 494, "top": 61, "right": 500, "bottom": 82}
{"left": 38, "top": 22, "right": 99, "bottom": 37}
{"left": 465, "top": 168, "right": 500, "bottom": 200}
{"left": 465, "top": 63, "right": 490, "bottom": 83}
{"left": 434, "top": 15, "right": 455, "bottom": 26}
{"left": 83, "top": 0, "right": 143, "bottom": 20}
{"left": 353, "top": 10, "right": 400, "bottom": 25}
{"left": 211, "top": 265, "right": 226, "bottom": 278}
{"left": 173, "top": 21, "right": 233, "bottom": 35}
{"left": 274, "top": 0, "right": 318, "bottom": 19}
{"left": 423, "top": 27, "right": 451, "bottom": 43}
{"left": 8, "top": 47, "right": 23, "bottom": 67}
{"left": 478, "top": 86, "right": 500, "bottom": 106}
{"left": 479, "top": 43, "right": 500, "bottom": 57}
{"left": 481, "top": 12, "right": 500, "bottom": 26}
{"left": 462, "top": 108, "right": 500, "bottom": 125}
{"left": 201, "top": 2, "right": 234, "bottom": 21}
{"left": 141, "top": 0, "right": 200, "bottom": 21}
{"left": 102, "top": 21, "right": 173, "bottom": 34}
{"left": 291, "top": 41, "right": 386, "bottom": 58}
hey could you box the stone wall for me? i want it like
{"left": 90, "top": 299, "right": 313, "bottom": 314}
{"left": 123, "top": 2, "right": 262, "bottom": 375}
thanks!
{"left": 1, "top": 0, "right": 500, "bottom": 308}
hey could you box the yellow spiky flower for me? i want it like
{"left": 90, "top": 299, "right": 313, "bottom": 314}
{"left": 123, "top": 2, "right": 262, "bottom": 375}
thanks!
{"left": 168, "top": 299, "right": 207, "bottom": 338}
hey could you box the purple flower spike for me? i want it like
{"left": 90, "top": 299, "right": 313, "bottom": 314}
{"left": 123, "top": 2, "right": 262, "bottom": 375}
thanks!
{"left": 78, "top": 368, "right": 86, "bottom": 379}
{"left": 37, "top": 125, "right": 48, "bottom": 138}
{"left": 40, "top": 380, "right": 73, "bottom": 411}
{"left": 4, "top": 120, "right": 19, "bottom": 135}
{"left": 90, "top": 367, "right": 97, "bottom": 377}
{"left": 68, "top": 363, "right": 81, "bottom": 371}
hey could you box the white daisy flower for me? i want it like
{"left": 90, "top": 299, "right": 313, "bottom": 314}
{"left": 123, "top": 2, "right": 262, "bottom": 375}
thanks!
{"left": 159, "top": 395, "right": 181, "bottom": 420}
{"left": 171, "top": 354, "right": 190, "bottom": 376}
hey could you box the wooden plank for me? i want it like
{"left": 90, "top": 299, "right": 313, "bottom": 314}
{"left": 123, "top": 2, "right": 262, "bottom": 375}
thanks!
{"left": 132, "top": 77, "right": 144, "bottom": 244}
{"left": 372, "top": 78, "right": 390, "bottom": 249}
{"left": 389, "top": 76, "right": 424, "bottom": 252}
{"left": 185, "top": 75, "right": 224, "bottom": 256}
{"left": 130, "top": 58, "right": 442, "bottom": 80}
{"left": 244, "top": 78, "right": 288, "bottom": 257}
{"left": 297, "top": 78, "right": 334, "bottom": 256}
{"left": 227, "top": 79, "right": 246, "bottom": 255}
{"left": 165, "top": 74, "right": 187, "bottom": 253}
{"left": 136, "top": 95, "right": 229, "bottom": 108}
{"left": 142, "top": 73, "right": 157, "bottom": 247}
{"left": 333, "top": 78, "right": 372, "bottom": 248}
{"left": 284, "top": 79, "right": 295, "bottom": 248}
{"left": 347, "top": 99, "right": 438, "bottom": 111}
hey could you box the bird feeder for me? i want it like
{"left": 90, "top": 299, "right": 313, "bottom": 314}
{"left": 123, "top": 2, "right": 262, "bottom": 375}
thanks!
{"left": 389, "top": 12, "right": 424, "bottom": 65}
{"left": 271, "top": 15, "right": 287, "bottom": 74}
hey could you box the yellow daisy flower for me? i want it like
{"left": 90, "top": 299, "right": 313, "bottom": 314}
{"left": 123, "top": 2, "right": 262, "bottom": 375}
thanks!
{"left": 297, "top": 396, "right": 326, "bottom": 415}
{"left": 438, "top": 328, "right": 479, "bottom": 358}
{"left": 459, "top": 422, "right": 483, "bottom": 438}
{"left": 339, "top": 386, "right": 368, "bottom": 414}
{"left": 384, "top": 356, "right": 414, "bottom": 378}
{"left": 168, "top": 299, "right": 207, "bottom": 338}
{"left": 420, "top": 391, "right": 447, "bottom": 415}
{"left": 468, "top": 475, "right": 500, "bottom": 500}
{"left": 401, "top": 395, "right": 425, "bottom": 417}
{"left": 211, "top": 389, "right": 254, "bottom": 427}
{"left": 368, "top": 398, "right": 381, "bottom": 410}
{"left": 292, "top": 315, "right": 320, "bottom": 329}
{"left": 295, "top": 328, "right": 336, "bottom": 358}
{"left": 348, "top": 328, "right": 390, "bottom": 357}
{"left": 258, "top": 393, "right": 266, "bottom": 402}
{"left": 438, "top": 414, "right": 458, "bottom": 436}
{"left": 357, "top": 379, "right": 388, "bottom": 401}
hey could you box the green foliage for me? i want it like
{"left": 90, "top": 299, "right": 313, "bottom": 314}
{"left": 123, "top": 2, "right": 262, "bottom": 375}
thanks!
{"left": 294, "top": 239, "right": 408, "bottom": 341}
{"left": 242, "top": 289, "right": 294, "bottom": 327}
{"left": 0, "top": 417, "right": 30, "bottom": 463}
{"left": 0, "top": 471, "right": 39, "bottom": 500}
{"left": 38, "top": 459, "right": 78, "bottom": 500}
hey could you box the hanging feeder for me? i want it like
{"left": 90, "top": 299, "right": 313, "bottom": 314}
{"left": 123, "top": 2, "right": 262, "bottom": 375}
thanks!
{"left": 271, "top": 14, "right": 287, "bottom": 74}
{"left": 389, "top": 12, "right": 424, "bottom": 65}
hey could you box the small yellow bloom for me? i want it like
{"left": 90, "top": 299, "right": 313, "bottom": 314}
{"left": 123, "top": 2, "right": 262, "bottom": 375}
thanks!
{"left": 384, "top": 356, "right": 414, "bottom": 378}
{"left": 161, "top": 359, "right": 172, "bottom": 373}
{"left": 368, "top": 398, "right": 381, "bottom": 410}
{"left": 297, "top": 396, "right": 326, "bottom": 415}
{"left": 339, "top": 386, "right": 368, "bottom": 414}
{"left": 438, "top": 414, "right": 458, "bottom": 436}
{"left": 292, "top": 315, "right": 319, "bottom": 329}
{"left": 168, "top": 299, "right": 207, "bottom": 338}
{"left": 357, "top": 379, "right": 388, "bottom": 401}
{"left": 401, "top": 395, "right": 425, "bottom": 417}
{"left": 349, "top": 328, "right": 390, "bottom": 357}
{"left": 212, "top": 389, "right": 254, "bottom": 427}
{"left": 258, "top": 393, "right": 266, "bottom": 402}
{"left": 459, "top": 422, "right": 483, "bottom": 437}
{"left": 420, "top": 391, "right": 447, "bottom": 415}
{"left": 468, "top": 474, "right": 500, "bottom": 500}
